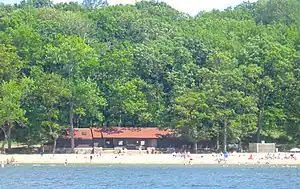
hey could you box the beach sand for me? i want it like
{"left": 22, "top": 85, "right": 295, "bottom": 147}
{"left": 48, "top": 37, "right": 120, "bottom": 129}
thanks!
{"left": 1, "top": 152, "right": 300, "bottom": 166}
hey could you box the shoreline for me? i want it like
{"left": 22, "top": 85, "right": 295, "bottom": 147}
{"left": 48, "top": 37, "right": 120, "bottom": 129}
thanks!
{"left": 1, "top": 153, "right": 300, "bottom": 166}
{"left": 6, "top": 162, "right": 300, "bottom": 166}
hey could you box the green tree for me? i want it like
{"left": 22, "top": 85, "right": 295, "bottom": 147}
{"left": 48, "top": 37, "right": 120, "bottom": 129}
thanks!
{"left": 83, "top": 0, "right": 108, "bottom": 9}
{"left": 25, "top": 71, "right": 70, "bottom": 153}
{"left": 0, "top": 79, "right": 28, "bottom": 152}
{"left": 67, "top": 79, "right": 106, "bottom": 151}
{"left": 43, "top": 35, "right": 105, "bottom": 152}
{"left": 20, "top": 0, "right": 53, "bottom": 8}
{"left": 172, "top": 89, "right": 210, "bottom": 152}
{"left": 0, "top": 44, "right": 23, "bottom": 81}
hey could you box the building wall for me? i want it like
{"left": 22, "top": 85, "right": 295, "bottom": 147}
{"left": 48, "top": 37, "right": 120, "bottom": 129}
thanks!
{"left": 94, "top": 138, "right": 167, "bottom": 149}
{"left": 92, "top": 138, "right": 159, "bottom": 149}
{"left": 147, "top": 139, "right": 157, "bottom": 148}
{"left": 57, "top": 137, "right": 190, "bottom": 150}
{"left": 249, "top": 143, "right": 276, "bottom": 153}
{"left": 157, "top": 138, "right": 191, "bottom": 148}
{"left": 56, "top": 139, "right": 93, "bottom": 148}
{"left": 93, "top": 139, "right": 105, "bottom": 148}
{"left": 56, "top": 137, "right": 214, "bottom": 152}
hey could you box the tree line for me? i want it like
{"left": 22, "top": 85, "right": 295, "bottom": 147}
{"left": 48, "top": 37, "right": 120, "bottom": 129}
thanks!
{"left": 0, "top": 0, "right": 299, "bottom": 152}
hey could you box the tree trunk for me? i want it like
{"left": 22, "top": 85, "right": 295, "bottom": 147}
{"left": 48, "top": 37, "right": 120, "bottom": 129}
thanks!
{"left": 41, "top": 145, "right": 45, "bottom": 153}
{"left": 69, "top": 102, "right": 75, "bottom": 153}
{"left": 193, "top": 142, "right": 198, "bottom": 154}
{"left": 1, "top": 140, "right": 6, "bottom": 154}
{"left": 256, "top": 108, "right": 263, "bottom": 143}
{"left": 77, "top": 115, "right": 81, "bottom": 128}
{"left": 223, "top": 120, "right": 227, "bottom": 152}
{"left": 118, "top": 111, "right": 122, "bottom": 127}
{"left": 216, "top": 124, "right": 220, "bottom": 152}
{"left": 52, "top": 138, "right": 57, "bottom": 154}
{"left": 0, "top": 127, "right": 7, "bottom": 154}
{"left": 239, "top": 140, "right": 242, "bottom": 152}
{"left": 7, "top": 124, "right": 12, "bottom": 151}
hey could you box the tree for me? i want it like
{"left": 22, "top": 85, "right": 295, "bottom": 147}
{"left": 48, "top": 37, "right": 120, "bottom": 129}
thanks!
{"left": 237, "top": 35, "right": 296, "bottom": 143}
{"left": 254, "top": 0, "right": 300, "bottom": 25}
{"left": 82, "top": 0, "right": 108, "bottom": 9}
{"left": 0, "top": 0, "right": 299, "bottom": 152}
{"left": 67, "top": 79, "right": 106, "bottom": 152}
{"left": 19, "top": 0, "right": 53, "bottom": 8}
{"left": 43, "top": 35, "right": 105, "bottom": 152}
{"left": 0, "top": 79, "right": 27, "bottom": 152}
{"left": 172, "top": 89, "right": 210, "bottom": 153}
{"left": 0, "top": 44, "right": 23, "bottom": 81}
{"left": 54, "top": 2, "right": 84, "bottom": 12}
{"left": 36, "top": 9, "right": 96, "bottom": 44}
{"left": 26, "top": 71, "right": 70, "bottom": 153}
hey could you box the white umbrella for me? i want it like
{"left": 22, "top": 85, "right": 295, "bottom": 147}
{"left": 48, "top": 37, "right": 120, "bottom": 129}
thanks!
{"left": 290, "top": 148, "right": 300, "bottom": 152}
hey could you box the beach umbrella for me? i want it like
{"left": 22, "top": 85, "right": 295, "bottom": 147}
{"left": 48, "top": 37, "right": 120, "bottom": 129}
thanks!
{"left": 290, "top": 148, "right": 300, "bottom": 152}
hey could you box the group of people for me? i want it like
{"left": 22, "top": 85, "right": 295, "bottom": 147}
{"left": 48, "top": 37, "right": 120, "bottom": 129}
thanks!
{"left": 1, "top": 156, "right": 15, "bottom": 167}
{"left": 172, "top": 151, "right": 193, "bottom": 165}
{"left": 249, "top": 153, "right": 298, "bottom": 161}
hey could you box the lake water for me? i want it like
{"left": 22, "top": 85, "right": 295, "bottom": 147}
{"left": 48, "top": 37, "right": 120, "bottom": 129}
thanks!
{"left": 1, "top": 165, "right": 300, "bottom": 189}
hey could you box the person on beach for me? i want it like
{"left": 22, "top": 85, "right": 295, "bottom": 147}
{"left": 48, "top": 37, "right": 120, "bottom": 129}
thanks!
{"left": 99, "top": 147, "right": 103, "bottom": 156}
{"left": 8, "top": 157, "right": 18, "bottom": 166}
{"left": 172, "top": 152, "right": 176, "bottom": 157}
{"left": 123, "top": 147, "right": 128, "bottom": 155}
{"left": 64, "top": 158, "right": 68, "bottom": 166}
{"left": 187, "top": 152, "right": 193, "bottom": 165}
{"left": 183, "top": 151, "right": 188, "bottom": 165}
{"left": 223, "top": 152, "right": 228, "bottom": 164}
{"left": 290, "top": 154, "right": 296, "bottom": 160}
{"left": 90, "top": 154, "right": 93, "bottom": 163}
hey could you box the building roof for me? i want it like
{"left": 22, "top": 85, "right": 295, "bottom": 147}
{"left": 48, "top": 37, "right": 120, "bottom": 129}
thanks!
{"left": 64, "top": 128, "right": 93, "bottom": 140}
{"left": 93, "top": 127, "right": 172, "bottom": 139}
{"left": 91, "top": 128, "right": 102, "bottom": 138}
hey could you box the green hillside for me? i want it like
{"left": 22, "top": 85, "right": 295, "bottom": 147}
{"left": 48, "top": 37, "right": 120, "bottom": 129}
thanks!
{"left": 0, "top": 0, "right": 299, "bottom": 151}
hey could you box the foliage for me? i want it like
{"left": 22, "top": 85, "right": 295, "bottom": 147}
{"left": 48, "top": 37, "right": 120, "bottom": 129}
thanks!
{"left": 0, "top": 0, "right": 299, "bottom": 151}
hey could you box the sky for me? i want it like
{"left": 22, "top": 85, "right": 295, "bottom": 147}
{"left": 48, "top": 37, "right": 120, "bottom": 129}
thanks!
{"left": 0, "top": 0, "right": 258, "bottom": 16}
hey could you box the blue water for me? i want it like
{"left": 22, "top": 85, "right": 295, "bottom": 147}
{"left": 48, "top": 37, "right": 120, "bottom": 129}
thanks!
{"left": 0, "top": 165, "right": 300, "bottom": 189}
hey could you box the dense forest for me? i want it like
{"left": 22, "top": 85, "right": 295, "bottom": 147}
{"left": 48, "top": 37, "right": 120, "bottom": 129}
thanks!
{"left": 0, "top": 0, "right": 299, "bottom": 152}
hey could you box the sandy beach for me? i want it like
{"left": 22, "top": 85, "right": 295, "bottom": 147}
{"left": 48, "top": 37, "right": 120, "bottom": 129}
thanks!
{"left": 1, "top": 152, "right": 300, "bottom": 166}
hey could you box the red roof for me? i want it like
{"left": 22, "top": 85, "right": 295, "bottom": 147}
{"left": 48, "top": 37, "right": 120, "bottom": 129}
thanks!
{"left": 65, "top": 128, "right": 93, "bottom": 140}
{"left": 91, "top": 128, "right": 102, "bottom": 138}
{"left": 92, "top": 127, "right": 172, "bottom": 139}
